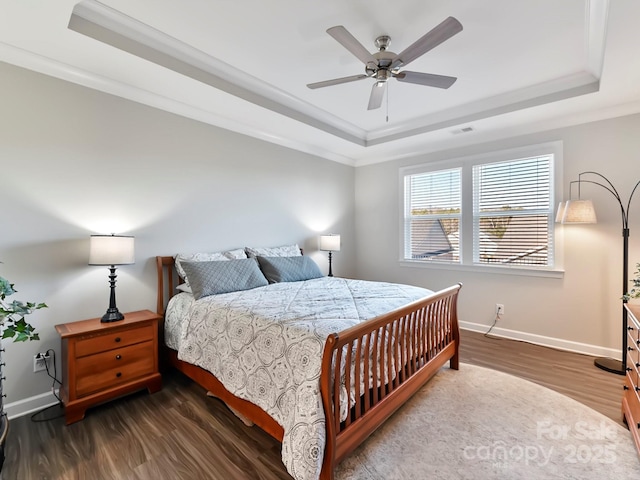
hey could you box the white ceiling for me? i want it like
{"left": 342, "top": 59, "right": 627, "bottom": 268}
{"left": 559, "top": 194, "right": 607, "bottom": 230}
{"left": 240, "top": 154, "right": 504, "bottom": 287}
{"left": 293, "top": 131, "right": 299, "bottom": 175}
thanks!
{"left": 1, "top": 0, "right": 639, "bottom": 166}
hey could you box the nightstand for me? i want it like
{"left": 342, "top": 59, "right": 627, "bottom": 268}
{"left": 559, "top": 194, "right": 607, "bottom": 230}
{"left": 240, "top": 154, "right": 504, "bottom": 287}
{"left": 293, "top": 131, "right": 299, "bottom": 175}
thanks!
{"left": 55, "top": 310, "right": 162, "bottom": 424}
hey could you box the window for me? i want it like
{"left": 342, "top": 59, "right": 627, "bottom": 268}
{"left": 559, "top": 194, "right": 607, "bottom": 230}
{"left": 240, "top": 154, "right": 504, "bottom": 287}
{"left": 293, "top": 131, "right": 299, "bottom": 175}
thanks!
{"left": 404, "top": 168, "right": 461, "bottom": 262}
{"left": 401, "top": 143, "right": 560, "bottom": 272}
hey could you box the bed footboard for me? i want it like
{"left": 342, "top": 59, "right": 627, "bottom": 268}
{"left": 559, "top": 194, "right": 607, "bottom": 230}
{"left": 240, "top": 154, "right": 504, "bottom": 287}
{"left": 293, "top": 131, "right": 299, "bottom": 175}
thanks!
{"left": 319, "top": 283, "right": 462, "bottom": 479}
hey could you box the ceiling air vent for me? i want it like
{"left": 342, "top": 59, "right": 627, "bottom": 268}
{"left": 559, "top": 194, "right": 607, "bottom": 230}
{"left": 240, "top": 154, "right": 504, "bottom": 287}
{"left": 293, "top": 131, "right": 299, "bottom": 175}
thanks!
{"left": 451, "top": 126, "right": 474, "bottom": 135}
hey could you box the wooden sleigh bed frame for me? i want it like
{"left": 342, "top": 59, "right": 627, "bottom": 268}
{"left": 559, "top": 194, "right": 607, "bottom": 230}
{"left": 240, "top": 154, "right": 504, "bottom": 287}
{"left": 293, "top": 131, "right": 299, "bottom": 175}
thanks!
{"left": 156, "top": 255, "right": 461, "bottom": 479}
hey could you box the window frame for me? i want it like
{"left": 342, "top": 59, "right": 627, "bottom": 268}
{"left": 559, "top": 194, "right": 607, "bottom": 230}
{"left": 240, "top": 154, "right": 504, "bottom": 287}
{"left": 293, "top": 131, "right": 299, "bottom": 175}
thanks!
{"left": 399, "top": 141, "right": 564, "bottom": 278}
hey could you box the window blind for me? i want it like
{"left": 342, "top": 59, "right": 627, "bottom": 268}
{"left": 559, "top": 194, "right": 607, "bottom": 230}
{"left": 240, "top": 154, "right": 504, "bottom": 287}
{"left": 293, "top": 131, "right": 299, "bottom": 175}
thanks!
{"left": 472, "top": 156, "right": 552, "bottom": 266}
{"left": 404, "top": 168, "right": 461, "bottom": 262}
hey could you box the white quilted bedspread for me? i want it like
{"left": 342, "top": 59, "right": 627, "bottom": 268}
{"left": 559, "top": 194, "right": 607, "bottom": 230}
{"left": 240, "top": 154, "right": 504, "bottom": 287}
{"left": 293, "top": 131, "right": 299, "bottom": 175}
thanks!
{"left": 167, "top": 276, "right": 432, "bottom": 480}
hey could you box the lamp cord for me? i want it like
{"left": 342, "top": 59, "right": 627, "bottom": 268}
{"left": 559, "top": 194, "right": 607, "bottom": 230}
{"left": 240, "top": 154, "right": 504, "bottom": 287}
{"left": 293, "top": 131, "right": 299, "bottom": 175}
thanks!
{"left": 30, "top": 348, "right": 64, "bottom": 422}
{"left": 484, "top": 312, "right": 501, "bottom": 337}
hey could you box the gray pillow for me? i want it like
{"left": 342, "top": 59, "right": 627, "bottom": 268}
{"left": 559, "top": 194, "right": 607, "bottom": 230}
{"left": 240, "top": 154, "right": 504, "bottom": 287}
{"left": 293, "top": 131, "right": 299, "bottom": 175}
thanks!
{"left": 257, "top": 256, "right": 323, "bottom": 283}
{"left": 174, "top": 248, "right": 247, "bottom": 288}
{"left": 181, "top": 258, "right": 268, "bottom": 299}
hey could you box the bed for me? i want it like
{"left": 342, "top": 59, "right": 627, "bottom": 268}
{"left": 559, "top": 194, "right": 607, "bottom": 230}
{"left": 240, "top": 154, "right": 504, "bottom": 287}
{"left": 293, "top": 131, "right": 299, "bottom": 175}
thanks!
{"left": 155, "top": 250, "right": 461, "bottom": 480}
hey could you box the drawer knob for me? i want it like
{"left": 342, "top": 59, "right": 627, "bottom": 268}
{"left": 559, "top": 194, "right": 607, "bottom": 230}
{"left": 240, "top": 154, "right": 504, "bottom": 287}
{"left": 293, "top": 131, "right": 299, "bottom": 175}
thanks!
{"left": 637, "top": 339, "right": 640, "bottom": 345}
{"left": 627, "top": 367, "right": 633, "bottom": 372}
{"left": 625, "top": 385, "right": 630, "bottom": 390}
{"left": 630, "top": 326, "right": 635, "bottom": 331}
{"left": 115, "top": 354, "right": 122, "bottom": 360}
{"left": 635, "top": 386, "right": 640, "bottom": 392}
{"left": 629, "top": 346, "right": 634, "bottom": 351}
{"left": 115, "top": 337, "right": 121, "bottom": 343}
{"left": 116, "top": 372, "right": 122, "bottom": 378}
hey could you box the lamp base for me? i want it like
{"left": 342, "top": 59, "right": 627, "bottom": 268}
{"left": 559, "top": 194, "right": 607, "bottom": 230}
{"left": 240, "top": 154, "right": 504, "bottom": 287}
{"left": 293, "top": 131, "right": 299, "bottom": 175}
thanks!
{"left": 594, "top": 357, "right": 625, "bottom": 375}
{"left": 101, "top": 308, "right": 125, "bottom": 323}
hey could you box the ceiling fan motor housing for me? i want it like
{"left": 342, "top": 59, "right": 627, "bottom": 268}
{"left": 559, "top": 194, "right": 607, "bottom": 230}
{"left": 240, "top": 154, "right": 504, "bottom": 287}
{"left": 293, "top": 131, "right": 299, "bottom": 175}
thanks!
{"left": 374, "top": 68, "right": 392, "bottom": 82}
{"left": 372, "top": 41, "right": 396, "bottom": 81}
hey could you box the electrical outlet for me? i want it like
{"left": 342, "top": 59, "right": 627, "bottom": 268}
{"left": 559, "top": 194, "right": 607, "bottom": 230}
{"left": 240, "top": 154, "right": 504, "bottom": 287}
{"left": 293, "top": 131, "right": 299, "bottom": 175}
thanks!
{"left": 496, "top": 304, "right": 505, "bottom": 316}
{"left": 33, "top": 352, "right": 51, "bottom": 373}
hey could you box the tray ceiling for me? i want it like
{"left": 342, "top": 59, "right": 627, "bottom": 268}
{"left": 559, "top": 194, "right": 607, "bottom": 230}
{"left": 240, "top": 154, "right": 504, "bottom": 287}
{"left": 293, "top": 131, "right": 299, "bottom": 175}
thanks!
{"left": 1, "top": 0, "right": 639, "bottom": 166}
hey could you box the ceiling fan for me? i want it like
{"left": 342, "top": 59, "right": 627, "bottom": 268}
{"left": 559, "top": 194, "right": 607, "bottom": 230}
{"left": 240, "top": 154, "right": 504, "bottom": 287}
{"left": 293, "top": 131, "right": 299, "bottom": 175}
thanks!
{"left": 307, "top": 17, "right": 463, "bottom": 110}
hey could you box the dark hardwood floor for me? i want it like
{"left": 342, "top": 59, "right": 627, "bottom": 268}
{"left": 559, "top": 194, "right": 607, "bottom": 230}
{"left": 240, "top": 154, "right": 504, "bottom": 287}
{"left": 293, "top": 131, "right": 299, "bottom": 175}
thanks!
{"left": 4, "top": 329, "right": 627, "bottom": 479}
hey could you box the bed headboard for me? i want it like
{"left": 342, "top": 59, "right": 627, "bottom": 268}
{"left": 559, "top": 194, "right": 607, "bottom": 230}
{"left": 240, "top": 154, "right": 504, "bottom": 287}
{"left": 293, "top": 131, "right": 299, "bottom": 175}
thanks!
{"left": 155, "top": 256, "right": 177, "bottom": 317}
{"left": 155, "top": 248, "right": 305, "bottom": 316}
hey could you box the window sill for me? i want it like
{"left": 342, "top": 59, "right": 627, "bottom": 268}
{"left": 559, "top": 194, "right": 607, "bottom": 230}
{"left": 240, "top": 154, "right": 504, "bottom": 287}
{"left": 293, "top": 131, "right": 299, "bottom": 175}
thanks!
{"left": 399, "top": 260, "right": 564, "bottom": 279}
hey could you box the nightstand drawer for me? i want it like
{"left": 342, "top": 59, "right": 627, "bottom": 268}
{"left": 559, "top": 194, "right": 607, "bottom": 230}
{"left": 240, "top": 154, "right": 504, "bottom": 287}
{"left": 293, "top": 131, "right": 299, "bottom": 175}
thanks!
{"left": 75, "top": 341, "right": 155, "bottom": 397}
{"left": 75, "top": 324, "right": 154, "bottom": 357}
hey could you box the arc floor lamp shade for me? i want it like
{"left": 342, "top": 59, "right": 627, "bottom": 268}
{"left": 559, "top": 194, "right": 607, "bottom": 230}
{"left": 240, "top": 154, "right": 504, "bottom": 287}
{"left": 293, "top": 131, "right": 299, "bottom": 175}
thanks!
{"left": 89, "top": 235, "right": 135, "bottom": 322}
{"left": 560, "top": 199, "right": 597, "bottom": 224}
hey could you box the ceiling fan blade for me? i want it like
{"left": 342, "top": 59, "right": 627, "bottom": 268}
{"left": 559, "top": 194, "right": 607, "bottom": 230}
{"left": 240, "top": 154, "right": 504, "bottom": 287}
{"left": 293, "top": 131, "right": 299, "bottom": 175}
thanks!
{"left": 367, "top": 81, "right": 386, "bottom": 110}
{"left": 394, "top": 71, "right": 457, "bottom": 89}
{"left": 327, "top": 26, "right": 376, "bottom": 65}
{"left": 390, "top": 16, "right": 463, "bottom": 70}
{"left": 307, "top": 74, "right": 368, "bottom": 89}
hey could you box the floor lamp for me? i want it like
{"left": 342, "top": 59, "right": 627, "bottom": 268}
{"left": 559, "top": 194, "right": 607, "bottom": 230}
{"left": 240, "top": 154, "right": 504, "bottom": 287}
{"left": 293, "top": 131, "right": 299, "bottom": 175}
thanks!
{"left": 558, "top": 171, "right": 640, "bottom": 375}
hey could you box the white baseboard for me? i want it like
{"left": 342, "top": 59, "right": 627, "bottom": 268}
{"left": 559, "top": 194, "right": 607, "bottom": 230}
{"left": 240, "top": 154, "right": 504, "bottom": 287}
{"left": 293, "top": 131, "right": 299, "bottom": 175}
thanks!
{"left": 460, "top": 321, "right": 621, "bottom": 360}
{"left": 5, "top": 389, "right": 60, "bottom": 420}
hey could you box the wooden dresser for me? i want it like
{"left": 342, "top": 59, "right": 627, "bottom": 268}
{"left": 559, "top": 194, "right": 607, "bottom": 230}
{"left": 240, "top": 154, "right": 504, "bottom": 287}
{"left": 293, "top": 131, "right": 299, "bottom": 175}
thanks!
{"left": 55, "top": 310, "right": 162, "bottom": 424}
{"left": 623, "top": 303, "right": 640, "bottom": 453}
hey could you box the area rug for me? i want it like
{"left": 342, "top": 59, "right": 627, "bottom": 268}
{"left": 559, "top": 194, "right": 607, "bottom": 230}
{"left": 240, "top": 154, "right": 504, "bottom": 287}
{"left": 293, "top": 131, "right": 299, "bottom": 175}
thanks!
{"left": 336, "top": 363, "right": 640, "bottom": 480}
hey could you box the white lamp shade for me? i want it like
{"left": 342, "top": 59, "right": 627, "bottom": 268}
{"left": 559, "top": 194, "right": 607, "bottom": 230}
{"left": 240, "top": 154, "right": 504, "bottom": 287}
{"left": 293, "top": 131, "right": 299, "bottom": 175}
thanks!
{"left": 561, "top": 200, "right": 597, "bottom": 224}
{"left": 319, "top": 234, "right": 341, "bottom": 252}
{"left": 89, "top": 235, "right": 135, "bottom": 265}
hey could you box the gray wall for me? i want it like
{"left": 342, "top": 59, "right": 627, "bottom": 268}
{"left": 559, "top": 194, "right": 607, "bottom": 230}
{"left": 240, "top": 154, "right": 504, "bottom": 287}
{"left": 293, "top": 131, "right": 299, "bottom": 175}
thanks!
{"left": 0, "top": 62, "right": 355, "bottom": 409}
{"left": 355, "top": 113, "right": 640, "bottom": 355}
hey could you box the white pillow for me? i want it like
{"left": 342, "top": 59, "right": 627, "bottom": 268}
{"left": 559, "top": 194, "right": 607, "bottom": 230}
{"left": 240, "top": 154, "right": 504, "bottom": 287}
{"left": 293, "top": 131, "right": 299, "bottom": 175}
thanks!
{"left": 174, "top": 248, "right": 247, "bottom": 288}
{"left": 245, "top": 244, "right": 301, "bottom": 258}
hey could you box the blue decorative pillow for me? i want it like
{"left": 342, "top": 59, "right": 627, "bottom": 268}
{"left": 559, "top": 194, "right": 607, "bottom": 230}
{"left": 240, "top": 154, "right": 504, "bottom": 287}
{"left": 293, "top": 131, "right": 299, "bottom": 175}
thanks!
{"left": 180, "top": 258, "right": 268, "bottom": 299}
{"left": 257, "top": 256, "right": 323, "bottom": 283}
